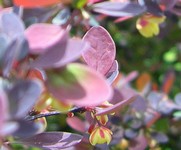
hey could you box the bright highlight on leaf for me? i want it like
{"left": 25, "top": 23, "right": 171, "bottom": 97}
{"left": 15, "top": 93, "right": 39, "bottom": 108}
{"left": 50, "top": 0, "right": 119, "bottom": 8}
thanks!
{"left": 136, "top": 14, "right": 166, "bottom": 37}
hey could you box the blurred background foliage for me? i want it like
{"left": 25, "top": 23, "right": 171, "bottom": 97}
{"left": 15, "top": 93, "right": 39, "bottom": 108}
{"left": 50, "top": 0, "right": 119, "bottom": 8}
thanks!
{"left": 1, "top": 0, "right": 180, "bottom": 149}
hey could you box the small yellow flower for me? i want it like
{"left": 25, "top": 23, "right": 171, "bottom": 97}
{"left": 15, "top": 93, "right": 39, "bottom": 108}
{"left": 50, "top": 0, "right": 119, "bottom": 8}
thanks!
{"left": 136, "top": 14, "right": 166, "bottom": 38}
{"left": 89, "top": 126, "right": 112, "bottom": 146}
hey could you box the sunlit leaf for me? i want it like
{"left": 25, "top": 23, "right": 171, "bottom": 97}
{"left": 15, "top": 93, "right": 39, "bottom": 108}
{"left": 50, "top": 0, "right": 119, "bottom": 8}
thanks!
{"left": 25, "top": 23, "right": 67, "bottom": 54}
{"left": 82, "top": 26, "right": 116, "bottom": 75}
{"left": 47, "top": 63, "right": 113, "bottom": 106}
{"left": 17, "top": 132, "right": 82, "bottom": 149}
{"left": 31, "top": 38, "right": 86, "bottom": 69}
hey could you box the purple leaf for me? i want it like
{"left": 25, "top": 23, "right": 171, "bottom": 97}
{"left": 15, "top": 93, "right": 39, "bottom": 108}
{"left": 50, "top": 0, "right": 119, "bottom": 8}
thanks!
{"left": 96, "top": 96, "right": 136, "bottom": 115}
{"left": 106, "top": 60, "right": 119, "bottom": 84}
{"left": 22, "top": 7, "right": 59, "bottom": 23}
{"left": 151, "top": 132, "right": 168, "bottom": 143}
{"left": 12, "top": 120, "right": 40, "bottom": 138}
{"left": 0, "top": 12, "right": 25, "bottom": 39}
{"left": 124, "top": 129, "right": 138, "bottom": 139}
{"left": 2, "top": 35, "right": 29, "bottom": 76}
{"left": 47, "top": 63, "right": 113, "bottom": 107}
{"left": 175, "top": 93, "right": 181, "bottom": 106}
{"left": 147, "top": 91, "right": 163, "bottom": 110}
{"left": 31, "top": 38, "right": 86, "bottom": 69}
{"left": 143, "top": 0, "right": 163, "bottom": 16}
{"left": 82, "top": 26, "right": 116, "bottom": 75}
{"left": 0, "top": 121, "right": 18, "bottom": 137}
{"left": 25, "top": 23, "right": 67, "bottom": 54}
{"left": 158, "top": 100, "right": 177, "bottom": 115}
{"left": 7, "top": 80, "right": 43, "bottom": 119}
{"left": 130, "top": 95, "right": 147, "bottom": 112}
{"left": 92, "top": 2, "right": 146, "bottom": 17}
{"left": 67, "top": 117, "right": 87, "bottom": 133}
{"left": 17, "top": 132, "right": 83, "bottom": 150}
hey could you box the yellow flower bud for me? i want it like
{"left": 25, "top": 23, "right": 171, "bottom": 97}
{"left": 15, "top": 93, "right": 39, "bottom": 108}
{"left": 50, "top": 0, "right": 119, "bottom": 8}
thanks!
{"left": 89, "top": 126, "right": 112, "bottom": 146}
{"left": 96, "top": 115, "right": 109, "bottom": 125}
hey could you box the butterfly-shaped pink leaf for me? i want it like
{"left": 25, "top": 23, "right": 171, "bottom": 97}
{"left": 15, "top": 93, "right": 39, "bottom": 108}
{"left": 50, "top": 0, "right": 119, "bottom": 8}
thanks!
{"left": 82, "top": 26, "right": 116, "bottom": 75}
{"left": 47, "top": 63, "right": 113, "bottom": 106}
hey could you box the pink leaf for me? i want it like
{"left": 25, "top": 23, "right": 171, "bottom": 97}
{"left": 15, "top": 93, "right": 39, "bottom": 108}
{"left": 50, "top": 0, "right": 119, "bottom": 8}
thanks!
{"left": 31, "top": 38, "right": 86, "bottom": 69}
{"left": 25, "top": 23, "right": 67, "bottom": 54}
{"left": 96, "top": 96, "right": 137, "bottom": 115}
{"left": 47, "top": 63, "right": 113, "bottom": 107}
{"left": 67, "top": 117, "right": 87, "bottom": 133}
{"left": 82, "top": 26, "right": 116, "bottom": 75}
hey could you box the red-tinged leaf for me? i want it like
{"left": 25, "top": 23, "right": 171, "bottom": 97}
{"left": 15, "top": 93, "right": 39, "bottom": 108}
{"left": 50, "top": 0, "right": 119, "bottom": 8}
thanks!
{"left": 161, "top": 71, "right": 175, "bottom": 94}
{"left": 13, "top": 0, "right": 61, "bottom": 8}
{"left": 31, "top": 38, "right": 86, "bottom": 69}
{"left": 0, "top": 89, "right": 8, "bottom": 135}
{"left": 25, "top": 23, "right": 67, "bottom": 54}
{"left": 17, "top": 132, "right": 83, "bottom": 149}
{"left": 67, "top": 117, "right": 87, "bottom": 133}
{"left": 159, "top": 0, "right": 178, "bottom": 10}
{"left": 47, "top": 63, "right": 113, "bottom": 107}
{"left": 136, "top": 72, "right": 151, "bottom": 91}
{"left": 82, "top": 26, "right": 116, "bottom": 75}
{"left": 27, "top": 69, "right": 44, "bottom": 81}
{"left": 96, "top": 96, "right": 137, "bottom": 116}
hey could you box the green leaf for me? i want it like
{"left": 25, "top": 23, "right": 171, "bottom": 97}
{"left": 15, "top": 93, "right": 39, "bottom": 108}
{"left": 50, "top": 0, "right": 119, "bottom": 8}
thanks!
{"left": 73, "top": 0, "right": 87, "bottom": 9}
{"left": 173, "top": 111, "right": 181, "bottom": 118}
